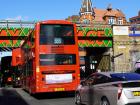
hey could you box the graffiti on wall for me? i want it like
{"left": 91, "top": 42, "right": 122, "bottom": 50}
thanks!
{"left": 0, "top": 40, "right": 21, "bottom": 47}
{"left": 0, "top": 28, "right": 32, "bottom": 36}
{"left": 0, "top": 27, "right": 113, "bottom": 48}
{"left": 0, "top": 28, "right": 33, "bottom": 47}
{"left": 78, "top": 40, "right": 112, "bottom": 47}
{"left": 77, "top": 27, "right": 113, "bottom": 47}
{"left": 77, "top": 27, "right": 113, "bottom": 37}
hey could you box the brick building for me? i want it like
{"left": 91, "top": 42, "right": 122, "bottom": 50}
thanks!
{"left": 67, "top": 0, "right": 127, "bottom": 25}
{"left": 129, "top": 10, "right": 140, "bottom": 24}
{"left": 113, "top": 10, "right": 140, "bottom": 72}
{"left": 128, "top": 11, "right": 140, "bottom": 71}
{"left": 113, "top": 25, "right": 140, "bottom": 72}
{"left": 79, "top": 0, "right": 95, "bottom": 23}
{"left": 80, "top": 0, "right": 127, "bottom": 25}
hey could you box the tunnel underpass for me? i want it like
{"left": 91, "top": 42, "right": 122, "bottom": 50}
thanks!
{"left": 0, "top": 20, "right": 35, "bottom": 87}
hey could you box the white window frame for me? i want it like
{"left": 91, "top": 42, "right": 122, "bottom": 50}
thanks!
{"left": 108, "top": 17, "right": 116, "bottom": 24}
{"left": 118, "top": 17, "right": 123, "bottom": 25}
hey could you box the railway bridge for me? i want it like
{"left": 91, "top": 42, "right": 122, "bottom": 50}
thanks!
{"left": 0, "top": 20, "right": 113, "bottom": 74}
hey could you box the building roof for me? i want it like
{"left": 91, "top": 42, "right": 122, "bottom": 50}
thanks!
{"left": 114, "top": 9, "right": 125, "bottom": 17}
{"left": 93, "top": 8, "right": 105, "bottom": 21}
{"left": 93, "top": 8, "right": 125, "bottom": 21}
{"left": 104, "top": 10, "right": 116, "bottom": 17}
{"left": 130, "top": 10, "right": 140, "bottom": 20}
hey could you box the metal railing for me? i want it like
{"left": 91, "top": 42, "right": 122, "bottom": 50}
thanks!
{"left": 0, "top": 20, "right": 36, "bottom": 28}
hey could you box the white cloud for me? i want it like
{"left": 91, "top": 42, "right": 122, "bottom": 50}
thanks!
{"left": 6, "top": 16, "right": 29, "bottom": 20}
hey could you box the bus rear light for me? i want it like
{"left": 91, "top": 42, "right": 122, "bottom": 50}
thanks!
{"left": 36, "top": 66, "right": 40, "bottom": 73}
{"left": 118, "top": 83, "right": 122, "bottom": 100}
{"left": 78, "top": 74, "right": 80, "bottom": 77}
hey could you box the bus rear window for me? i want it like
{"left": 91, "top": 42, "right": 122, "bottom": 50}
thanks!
{"left": 40, "top": 24, "right": 75, "bottom": 45}
{"left": 40, "top": 54, "right": 76, "bottom": 65}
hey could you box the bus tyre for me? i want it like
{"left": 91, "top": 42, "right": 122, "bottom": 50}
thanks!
{"left": 75, "top": 92, "right": 82, "bottom": 105}
{"left": 101, "top": 97, "right": 110, "bottom": 105}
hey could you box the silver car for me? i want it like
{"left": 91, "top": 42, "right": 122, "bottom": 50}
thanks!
{"left": 75, "top": 72, "right": 140, "bottom": 105}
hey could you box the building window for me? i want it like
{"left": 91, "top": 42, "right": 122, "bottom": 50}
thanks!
{"left": 108, "top": 17, "right": 115, "bottom": 24}
{"left": 130, "top": 20, "right": 133, "bottom": 23}
{"left": 137, "top": 18, "right": 140, "bottom": 21}
{"left": 82, "top": 19, "right": 90, "bottom": 24}
{"left": 118, "top": 17, "right": 123, "bottom": 25}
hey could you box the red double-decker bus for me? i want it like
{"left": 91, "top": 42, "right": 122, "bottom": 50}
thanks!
{"left": 21, "top": 20, "right": 80, "bottom": 94}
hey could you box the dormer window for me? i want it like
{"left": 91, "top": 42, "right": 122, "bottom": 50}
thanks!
{"left": 108, "top": 17, "right": 116, "bottom": 24}
{"left": 118, "top": 17, "right": 123, "bottom": 25}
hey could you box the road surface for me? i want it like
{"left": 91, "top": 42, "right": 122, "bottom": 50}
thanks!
{"left": 0, "top": 88, "right": 75, "bottom": 105}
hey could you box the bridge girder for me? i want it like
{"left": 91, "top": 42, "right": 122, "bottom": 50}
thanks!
{"left": 0, "top": 20, "right": 35, "bottom": 51}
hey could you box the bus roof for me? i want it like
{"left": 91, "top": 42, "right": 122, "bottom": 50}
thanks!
{"left": 38, "top": 20, "right": 73, "bottom": 25}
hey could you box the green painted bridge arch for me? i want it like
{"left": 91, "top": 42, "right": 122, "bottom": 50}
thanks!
{"left": 0, "top": 27, "right": 33, "bottom": 47}
{"left": 0, "top": 20, "right": 35, "bottom": 51}
{"left": 76, "top": 24, "right": 113, "bottom": 48}
{"left": 0, "top": 20, "right": 113, "bottom": 51}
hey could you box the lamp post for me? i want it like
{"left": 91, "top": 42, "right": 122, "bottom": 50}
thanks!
{"left": 111, "top": 53, "right": 123, "bottom": 72}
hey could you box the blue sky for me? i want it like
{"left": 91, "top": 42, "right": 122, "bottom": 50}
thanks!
{"left": 0, "top": 0, "right": 140, "bottom": 59}
{"left": 0, "top": 0, "right": 139, "bottom": 21}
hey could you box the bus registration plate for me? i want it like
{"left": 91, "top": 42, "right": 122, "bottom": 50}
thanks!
{"left": 54, "top": 88, "right": 65, "bottom": 92}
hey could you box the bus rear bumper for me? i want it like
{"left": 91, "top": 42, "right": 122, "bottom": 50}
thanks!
{"left": 34, "top": 84, "right": 77, "bottom": 93}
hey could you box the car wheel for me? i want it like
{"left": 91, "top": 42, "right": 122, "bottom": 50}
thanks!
{"left": 75, "top": 92, "right": 82, "bottom": 105}
{"left": 101, "top": 97, "right": 110, "bottom": 105}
